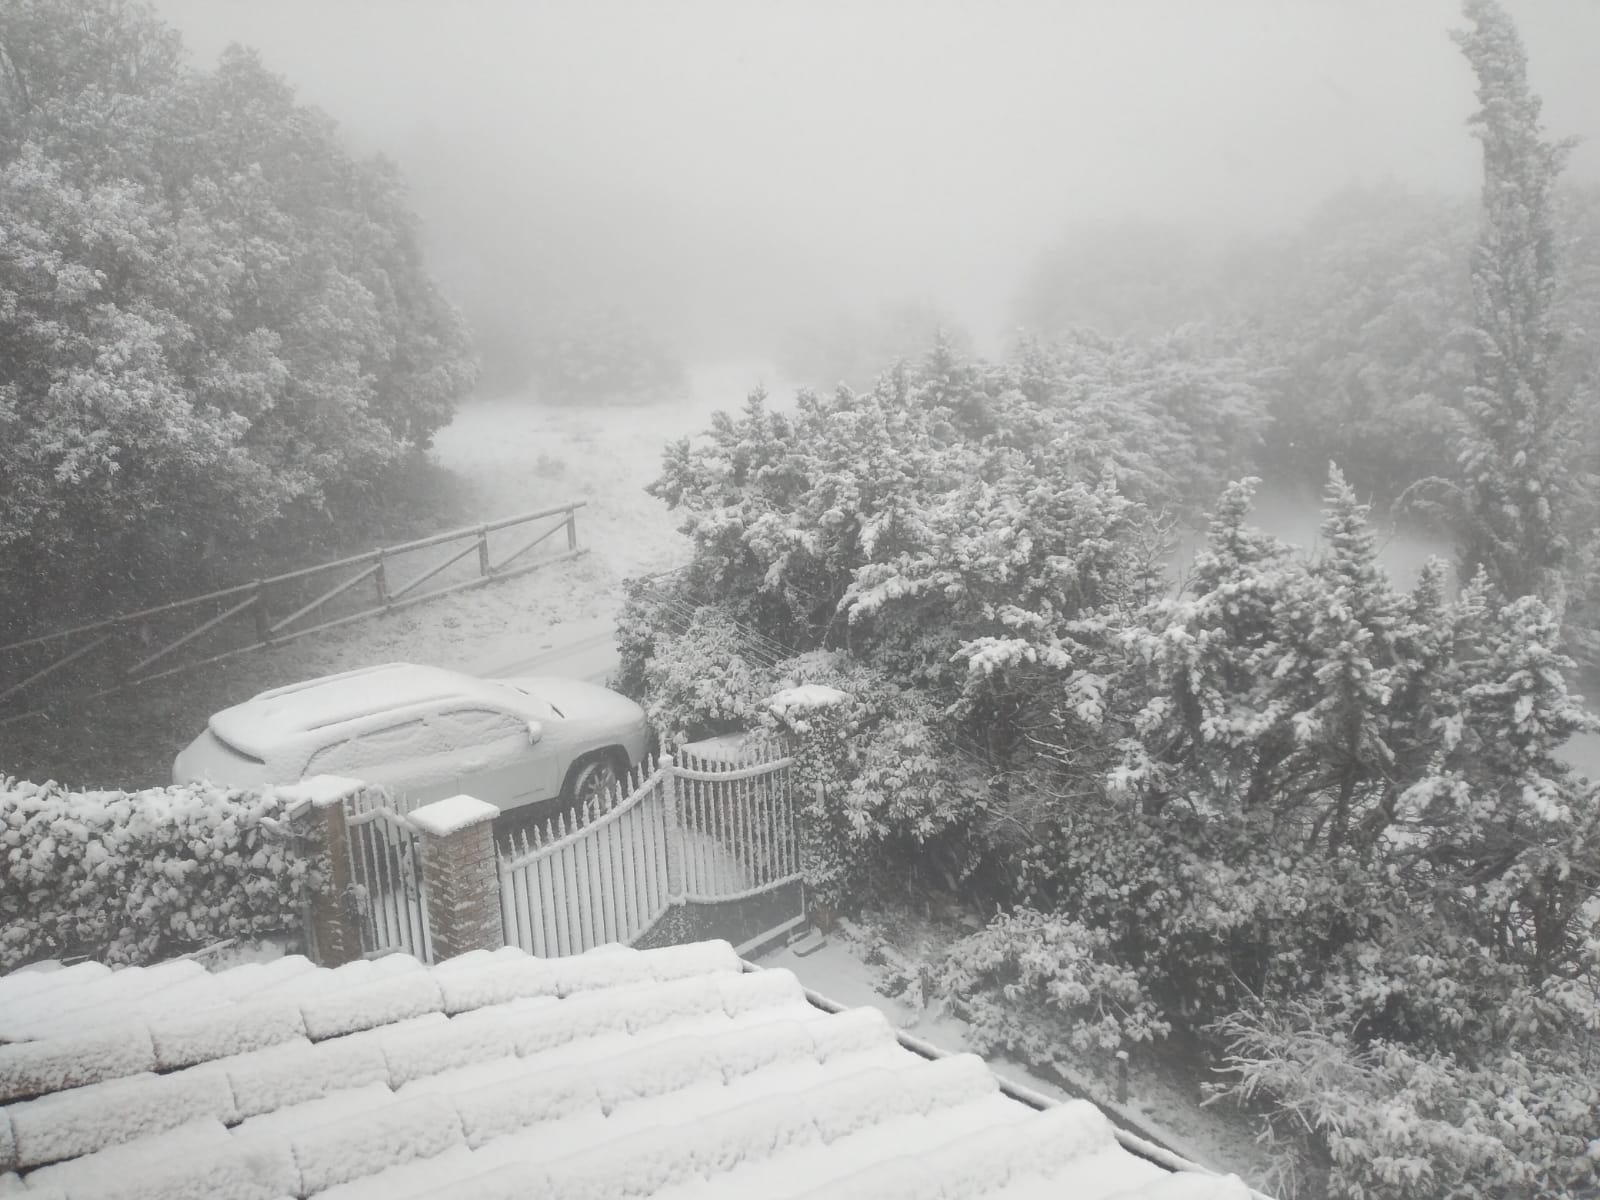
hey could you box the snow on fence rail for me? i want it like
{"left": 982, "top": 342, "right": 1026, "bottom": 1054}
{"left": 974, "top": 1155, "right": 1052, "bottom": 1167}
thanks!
{"left": 0, "top": 502, "right": 587, "bottom": 724}
{"left": 497, "top": 739, "right": 801, "bottom": 958}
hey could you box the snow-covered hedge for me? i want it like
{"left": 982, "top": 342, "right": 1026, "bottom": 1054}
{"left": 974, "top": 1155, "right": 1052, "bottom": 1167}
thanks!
{"left": 0, "top": 778, "right": 322, "bottom": 969}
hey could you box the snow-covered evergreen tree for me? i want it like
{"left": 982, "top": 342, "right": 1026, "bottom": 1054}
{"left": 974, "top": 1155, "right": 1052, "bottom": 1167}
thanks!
{"left": 1452, "top": 0, "right": 1577, "bottom": 609}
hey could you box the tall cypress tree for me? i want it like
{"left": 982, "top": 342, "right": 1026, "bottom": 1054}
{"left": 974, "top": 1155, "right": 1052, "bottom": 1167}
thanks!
{"left": 1451, "top": 0, "right": 1575, "bottom": 609}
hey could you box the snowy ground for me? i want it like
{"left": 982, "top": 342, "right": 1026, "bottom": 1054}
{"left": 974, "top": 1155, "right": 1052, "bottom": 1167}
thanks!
{"left": 273, "top": 360, "right": 796, "bottom": 682}
{"left": 259, "top": 360, "right": 799, "bottom": 681}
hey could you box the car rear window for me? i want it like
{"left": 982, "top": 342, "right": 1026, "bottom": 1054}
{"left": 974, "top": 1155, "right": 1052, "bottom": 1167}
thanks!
{"left": 208, "top": 730, "right": 264, "bottom": 765}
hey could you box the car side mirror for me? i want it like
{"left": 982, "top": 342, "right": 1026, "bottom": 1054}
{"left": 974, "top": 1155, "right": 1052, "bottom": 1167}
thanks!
{"left": 527, "top": 720, "right": 544, "bottom": 745}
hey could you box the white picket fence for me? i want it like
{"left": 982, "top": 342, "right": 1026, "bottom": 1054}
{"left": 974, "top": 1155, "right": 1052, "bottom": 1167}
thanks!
{"left": 497, "top": 739, "right": 801, "bottom": 957}
{"left": 497, "top": 766, "right": 674, "bottom": 955}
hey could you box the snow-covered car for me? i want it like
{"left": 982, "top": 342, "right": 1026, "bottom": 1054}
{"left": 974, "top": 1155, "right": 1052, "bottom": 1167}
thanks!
{"left": 172, "top": 662, "right": 651, "bottom": 816}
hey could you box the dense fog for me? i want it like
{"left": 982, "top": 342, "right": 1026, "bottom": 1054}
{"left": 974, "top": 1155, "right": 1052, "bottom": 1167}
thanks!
{"left": 148, "top": 0, "right": 1600, "bottom": 364}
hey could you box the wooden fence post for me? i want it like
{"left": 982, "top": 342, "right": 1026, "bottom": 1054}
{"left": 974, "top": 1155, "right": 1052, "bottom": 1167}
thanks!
{"left": 660, "top": 753, "right": 684, "bottom": 900}
{"left": 565, "top": 508, "right": 578, "bottom": 553}
{"left": 374, "top": 549, "right": 390, "bottom": 608}
{"left": 476, "top": 525, "right": 491, "bottom": 577}
{"left": 410, "top": 795, "right": 503, "bottom": 961}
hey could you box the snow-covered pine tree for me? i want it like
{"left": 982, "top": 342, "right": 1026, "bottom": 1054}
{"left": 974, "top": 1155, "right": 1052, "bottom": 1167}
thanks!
{"left": 1292, "top": 468, "right": 1409, "bottom": 856}
{"left": 1452, "top": 0, "right": 1577, "bottom": 610}
{"left": 1408, "top": 583, "right": 1600, "bottom": 981}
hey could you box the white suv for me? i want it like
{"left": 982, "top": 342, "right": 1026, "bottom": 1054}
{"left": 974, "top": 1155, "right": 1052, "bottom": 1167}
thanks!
{"left": 172, "top": 662, "right": 651, "bottom": 815}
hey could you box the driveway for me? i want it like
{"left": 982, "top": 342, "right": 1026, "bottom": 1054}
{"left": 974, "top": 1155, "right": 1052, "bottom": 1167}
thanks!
{"left": 461, "top": 616, "right": 620, "bottom": 686}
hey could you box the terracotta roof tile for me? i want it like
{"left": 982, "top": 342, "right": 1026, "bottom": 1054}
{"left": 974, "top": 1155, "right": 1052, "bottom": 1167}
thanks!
{"left": 148, "top": 997, "right": 307, "bottom": 1070}
{"left": 7, "top": 1068, "right": 236, "bottom": 1169}
{"left": 298, "top": 970, "right": 445, "bottom": 1040}
{"left": 0, "top": 1020, "right": 155, "bottom": 1104}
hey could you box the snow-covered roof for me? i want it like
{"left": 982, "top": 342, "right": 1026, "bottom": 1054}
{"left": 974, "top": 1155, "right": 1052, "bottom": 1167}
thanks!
{"left": 0, "top": 942, "right": 1246, "bottom": 1199}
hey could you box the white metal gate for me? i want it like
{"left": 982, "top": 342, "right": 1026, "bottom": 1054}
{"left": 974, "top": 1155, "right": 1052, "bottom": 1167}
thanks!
{"left": 497, "top": 740, "right": 802, "bottom": 957}
{"left": 498, "top": 767, "right": 674, "bottom": 955}
{"left": 344, "top": 786, "right": 432, "bottom": 962}
{"left": 675, "top": 741, "right": 801, "bottom": 902}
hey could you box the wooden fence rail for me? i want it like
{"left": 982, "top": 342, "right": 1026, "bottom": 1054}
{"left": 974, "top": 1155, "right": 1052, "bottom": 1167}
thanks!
{"left": 0, "top": 501, "right": 586, "bottom": 724}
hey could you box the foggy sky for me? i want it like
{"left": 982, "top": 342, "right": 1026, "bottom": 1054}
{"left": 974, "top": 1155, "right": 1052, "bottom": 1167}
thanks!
{"left": 149, "top": 0, "right": 1600, "bottom": 358}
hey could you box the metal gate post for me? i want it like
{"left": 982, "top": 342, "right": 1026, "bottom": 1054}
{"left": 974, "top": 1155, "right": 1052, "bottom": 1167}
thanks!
{"left": 660, "top": 754, "right": 684, "bottom": 900}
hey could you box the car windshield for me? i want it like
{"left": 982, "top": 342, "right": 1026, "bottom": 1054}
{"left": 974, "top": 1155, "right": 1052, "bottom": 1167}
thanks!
{"left": 503, "top": 683, "right": 563, "bottom": 719}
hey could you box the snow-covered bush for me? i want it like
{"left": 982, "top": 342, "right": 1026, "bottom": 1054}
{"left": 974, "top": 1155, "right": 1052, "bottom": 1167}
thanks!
{"left": 634, "top": 606, "right": 779, "bottom": 747}
{"left": 1212, "top": 994, "right": 1600, "bottom": 1200}
{"left": 621, "top": 609, "right": 981, "bottom": 908}
{"left": 936, "top": 907, "right": 1170, "bottom": 1065}
{"left": 757, "top": 651, "right": 978, "bottom": 907}
{"left": 633, "top": 343, "right": 1177, "bottom": 905}
{"left": 0, "top": 777, "right": 321, "bottom": 969}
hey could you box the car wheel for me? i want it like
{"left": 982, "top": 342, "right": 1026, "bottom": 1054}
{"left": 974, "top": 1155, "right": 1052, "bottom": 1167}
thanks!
{"left": 567, "top": 755, "right": 622, "bottom": 817}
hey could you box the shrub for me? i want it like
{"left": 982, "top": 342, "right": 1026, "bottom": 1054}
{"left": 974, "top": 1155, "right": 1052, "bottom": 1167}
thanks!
{"left": 758, "top": 651, "right": 980, "bottom": 907}
{"left": 935, "top": 906, "right": 1170, "bottom": 1064}
{"left": 0, "top": 777, "right": 321, "bottom": 968}
{"left": 636, "top": 606, "right": 779, "bottom": 747}
{"left": 1212, "top": 995, "right": 1600, "bottom": 1200}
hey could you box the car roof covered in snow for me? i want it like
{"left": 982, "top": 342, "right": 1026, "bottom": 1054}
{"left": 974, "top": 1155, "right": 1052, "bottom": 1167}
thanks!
{"left": 0, "top": 942, "right": 1249, "bottom": 1200}
{"left": 208, "top": 663, "right": 548, "bottom": 763}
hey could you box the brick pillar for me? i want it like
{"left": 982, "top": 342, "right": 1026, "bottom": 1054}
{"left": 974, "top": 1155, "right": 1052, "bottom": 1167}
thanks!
{"left": 284, "top": 775, "right": 369, "bottom": 967}
{"left": 410, "top": 795, "right": 503, "bottom": 961}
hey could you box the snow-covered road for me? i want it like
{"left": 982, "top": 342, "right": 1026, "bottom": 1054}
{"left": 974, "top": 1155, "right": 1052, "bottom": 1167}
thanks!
{"left": 458, "top": 617, "right": 620, "bottom": 685}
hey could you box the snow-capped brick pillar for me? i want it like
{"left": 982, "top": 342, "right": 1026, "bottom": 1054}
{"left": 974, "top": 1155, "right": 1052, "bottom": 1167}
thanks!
{"left": 411, "top": 795, "right": 504, "bottom": 961}
{"left": 280, "top": 775, "right": 370, "bottom": 968}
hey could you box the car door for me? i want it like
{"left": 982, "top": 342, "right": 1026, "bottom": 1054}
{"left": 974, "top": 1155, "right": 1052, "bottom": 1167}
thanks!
{"left": 429, "top": 707, "right": 560, "bottom": 811}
